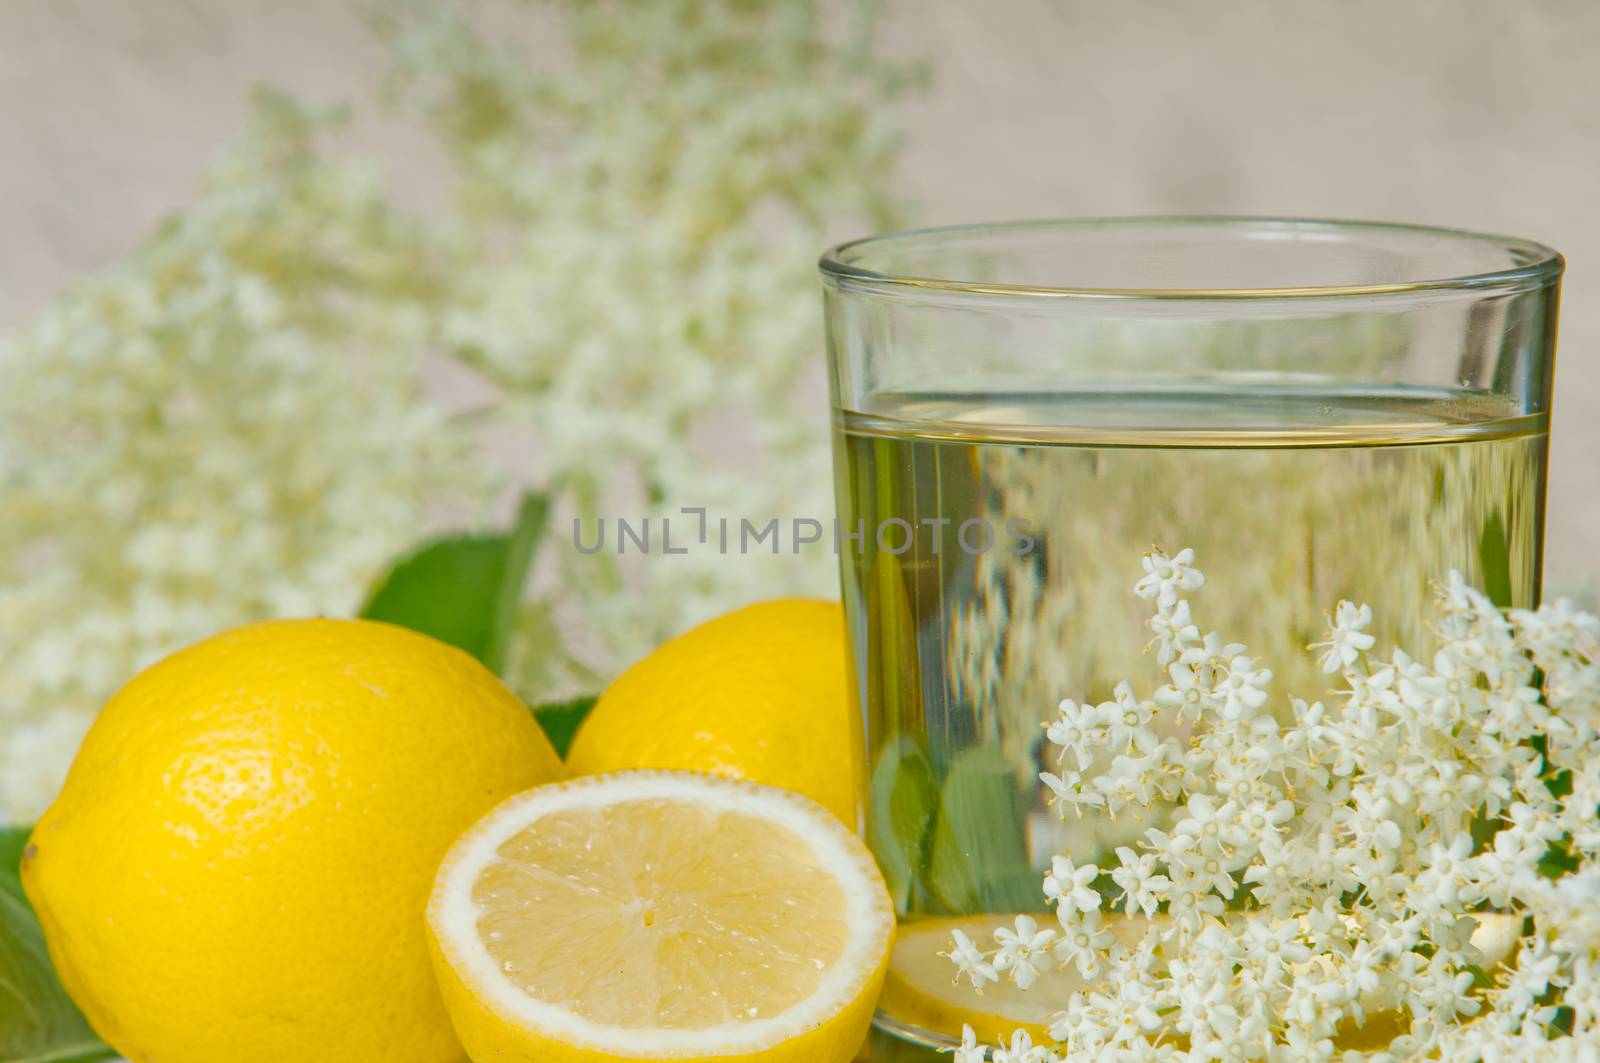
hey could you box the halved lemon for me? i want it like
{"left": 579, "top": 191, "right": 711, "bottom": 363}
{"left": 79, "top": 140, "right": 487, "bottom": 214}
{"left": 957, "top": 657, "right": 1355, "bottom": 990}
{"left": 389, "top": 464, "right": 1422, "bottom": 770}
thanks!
{"left": 426, "top": 771, "right": 895, "bottom": 1063}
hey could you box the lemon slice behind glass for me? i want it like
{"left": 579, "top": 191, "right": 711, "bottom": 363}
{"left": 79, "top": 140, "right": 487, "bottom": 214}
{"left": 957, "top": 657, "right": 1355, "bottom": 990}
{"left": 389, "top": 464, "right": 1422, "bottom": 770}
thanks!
{"left": 878, "top": 914, "right": 1149, "bottom": 1044}
{"left": 427, "top": 771, "right": 894, "bottom": 1063}
{"left": 878, "top": 911, "right": 1523, "bottom": 1049}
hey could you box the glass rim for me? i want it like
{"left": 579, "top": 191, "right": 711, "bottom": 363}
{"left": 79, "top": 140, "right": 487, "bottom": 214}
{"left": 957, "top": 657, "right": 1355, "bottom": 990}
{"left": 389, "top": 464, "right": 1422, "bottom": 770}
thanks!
{"left": 818, "top": 215, "right": 1565, "bottom": 302}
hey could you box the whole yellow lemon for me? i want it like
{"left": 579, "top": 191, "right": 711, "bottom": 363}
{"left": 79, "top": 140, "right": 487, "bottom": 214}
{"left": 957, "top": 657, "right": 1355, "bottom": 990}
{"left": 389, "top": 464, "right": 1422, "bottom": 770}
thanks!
{"left": 565, "top": 599, "right": 862, "bottom": 826}
{"left": 22, "top": 618, "right": 562, "bottom": 1063}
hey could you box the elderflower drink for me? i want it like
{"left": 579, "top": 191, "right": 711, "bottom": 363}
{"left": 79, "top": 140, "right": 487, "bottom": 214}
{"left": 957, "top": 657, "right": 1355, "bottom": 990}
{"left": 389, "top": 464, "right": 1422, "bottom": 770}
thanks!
{"left": 835, "top": 385, "right": 1544, "bottom": 882}
{"left": 820, "top": 219, "right": 1562, "bottom": 1058}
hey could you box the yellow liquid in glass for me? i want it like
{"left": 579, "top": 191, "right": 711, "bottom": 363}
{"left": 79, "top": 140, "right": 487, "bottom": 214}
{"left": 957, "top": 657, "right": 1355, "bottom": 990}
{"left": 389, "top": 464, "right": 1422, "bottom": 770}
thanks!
{"left": 831, "top": 387, "right": 1546, "bottom": 1053}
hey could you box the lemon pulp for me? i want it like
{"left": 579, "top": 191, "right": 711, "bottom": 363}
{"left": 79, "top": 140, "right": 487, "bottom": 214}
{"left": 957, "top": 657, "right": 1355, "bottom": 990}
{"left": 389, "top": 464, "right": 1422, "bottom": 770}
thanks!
{"left": 478, "top": 800, "right": 851, "bottom": 1026}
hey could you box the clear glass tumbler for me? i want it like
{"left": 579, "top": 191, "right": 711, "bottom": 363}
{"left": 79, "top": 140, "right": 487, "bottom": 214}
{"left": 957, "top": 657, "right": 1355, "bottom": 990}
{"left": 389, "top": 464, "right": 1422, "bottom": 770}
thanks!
{"left": 818, "top": 218, "right": 1562, "bottom": 1059}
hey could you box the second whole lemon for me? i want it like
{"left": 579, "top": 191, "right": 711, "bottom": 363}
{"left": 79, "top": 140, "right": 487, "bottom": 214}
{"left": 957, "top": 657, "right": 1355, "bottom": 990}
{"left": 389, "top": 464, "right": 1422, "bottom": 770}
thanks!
{"left": 22, "top": 618, "right": 563, "bottom": 1063}
{"left": 565, "top": 599, "right": 862, "bottom": 826}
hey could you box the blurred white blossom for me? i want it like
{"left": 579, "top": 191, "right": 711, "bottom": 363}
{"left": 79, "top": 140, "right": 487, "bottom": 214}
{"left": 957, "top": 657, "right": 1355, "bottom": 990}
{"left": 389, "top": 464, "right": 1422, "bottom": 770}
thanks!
{"left": 370, "top": 0, "right": 911, "bottom": 695}
{"left": 0, "top": 94, "right": 481, "bottom": 822}
{"left": 0, "top": 0, "right": 912, "bottom": 822}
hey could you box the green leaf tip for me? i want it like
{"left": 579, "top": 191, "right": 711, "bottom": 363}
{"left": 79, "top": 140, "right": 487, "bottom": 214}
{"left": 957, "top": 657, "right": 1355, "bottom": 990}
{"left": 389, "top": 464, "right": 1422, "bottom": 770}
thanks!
{"left": 532, "top": 696, "right": 598, "bottom": 760}
{"left": 361, "top": 491, "right": 549, "bottom": 674}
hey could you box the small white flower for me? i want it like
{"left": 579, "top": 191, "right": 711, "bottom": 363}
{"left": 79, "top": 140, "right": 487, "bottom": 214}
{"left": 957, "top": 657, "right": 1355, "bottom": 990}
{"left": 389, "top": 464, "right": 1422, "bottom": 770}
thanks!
{"left": 1104, "top": 681, "right": 1159, "bottom": 754}
{"left": 1043, "top": 856, "right": 1102, "bottom": 913}
{"left": 1045, "top": 698, "right": 1104, "bottom": 772}
{"left": 952, "top": 1024, "right": 987, "bottom": 1063}
{"left": 1166, "top": 882, "right": 1227, "bottom": 934}
{"left": 1102, "top": 977, "right": 1164, "bottom": 1043}
{"left": 1314, "top": 600, "right": 1377, "bottom": 674}
{"left": 992, "top": 915, "right": 1058, "bottom": 990}
{"left": 1174, "top": 793, "right": 1236, "bottom": 853}
{"left": 1045, "top": 991, "right": 1103, "bottom": 1048}
{"left": 1179, "top": 627, "right": 1248, "bottom": 678}
{"left": 1412, "top": 835, "right": 1478, "bottom": 908}
{"left": 990, "top": 1028, "right": 1046, "bottom": 1063}
{"left": 1109, "top": 845, "right": 1170, "bottom": 918}
{"left": 1037, "top": 769, "right": 1087, "bottom": 810}
{"left": 1052, "top": 907, "right": 1115, "bottom": 977}
{"left": 1225, "top": 798, "right": 1295, "bottom": 849}
{"left": 1133, "top": 546, "right": 1205, "bottom": 609}
{"left": 1242, "top": 915, "right": 1312, "bottom": 985}
{"left": 1281, "top": 1023, "right": 1335, "bottom": 1059}
{"left": 1147, "top": 598, "right": 1200, "bottom": 665}
{"left": 1215, "top": 655, "right": 1273, "bottom": 721}
{"left": 1153, "top": 661, "right": 1213, "bottom": 721}
{"left": 944, "top": 929, "right": 999, "bottom": 990}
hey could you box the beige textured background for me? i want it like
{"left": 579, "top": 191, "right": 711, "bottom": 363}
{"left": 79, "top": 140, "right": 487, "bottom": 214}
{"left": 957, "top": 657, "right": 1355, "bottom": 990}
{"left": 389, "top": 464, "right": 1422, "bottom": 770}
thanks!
{"left": 1, "top": 0, "right": 1596, "bottom": 583}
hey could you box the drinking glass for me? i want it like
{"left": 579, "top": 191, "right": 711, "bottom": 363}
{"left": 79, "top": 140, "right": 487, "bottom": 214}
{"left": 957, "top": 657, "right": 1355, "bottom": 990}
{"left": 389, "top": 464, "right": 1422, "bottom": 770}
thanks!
{"left": 818, "top": 218, "right": 1562, "bottom": 1058}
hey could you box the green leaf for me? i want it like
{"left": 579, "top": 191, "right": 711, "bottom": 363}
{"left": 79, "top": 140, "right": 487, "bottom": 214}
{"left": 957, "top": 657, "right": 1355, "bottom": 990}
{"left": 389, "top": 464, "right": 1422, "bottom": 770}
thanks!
{"left": 866, "top": 735, "right": 939, "bottom": 911}
{"left": 1, "top": 826, "right": 29, "bottom": 907}
{"left": 1478, "top": 510, "right": 1514, "bottom": 609}
{"left": 0, "top": 829, "right": 117, "bottom": 1063}
{"left": 532, "top": 696, "right": 597, "bottom": 759}
{"left": 362, "top": 492, "right": 547, "bottom": 674}
{"left": 927, "top": 745, "right": 1044, "bottom": 915}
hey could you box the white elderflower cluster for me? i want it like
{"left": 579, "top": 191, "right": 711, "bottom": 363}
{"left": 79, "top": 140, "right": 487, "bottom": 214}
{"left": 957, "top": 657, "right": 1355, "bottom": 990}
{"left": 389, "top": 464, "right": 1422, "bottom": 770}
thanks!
{"left": 0, "top": 94, "right": 483, "bottom": 823}
{"left": 373, "top": 0, "right": 912, "bottom": 695}
{"left": 950, "top": 548, "right": 1600, "bottom": 1061}
{"left": 0, "top": 0, "right": 912, "bottom": 821}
